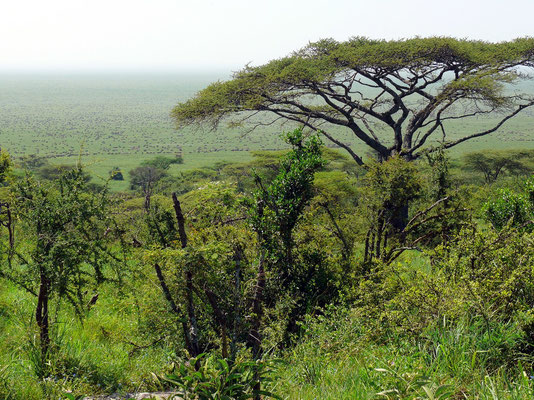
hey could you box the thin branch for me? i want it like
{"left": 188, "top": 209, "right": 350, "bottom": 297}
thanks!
{"left": 439, "top": 101, "right": 534, "bottom": 151}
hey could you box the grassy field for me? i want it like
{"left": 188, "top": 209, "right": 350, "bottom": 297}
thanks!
{"left": 1, "top": 73, "right": 533, "bottom": 191}
{"left": 0, "top": 72, "right": 533, "bottom": 398}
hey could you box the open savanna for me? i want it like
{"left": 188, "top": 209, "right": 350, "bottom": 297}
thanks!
{"left": 1, "top": 72, "right": 534, "bottom": 400}
{"left": 0, "top": 73, "right": 533, "bottom": 190}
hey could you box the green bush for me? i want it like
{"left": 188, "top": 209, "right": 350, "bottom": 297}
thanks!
{"left": 141, "top": 155, "right": 183, "bottom": 170}
{"left": 109, "top": 167, "right": 124, "bottom": 181}
{"left": 483, "top": 188, "right": 532, "bottom": 231}
{"left": 156, "top": 353, "right": 281, "bottom": 400}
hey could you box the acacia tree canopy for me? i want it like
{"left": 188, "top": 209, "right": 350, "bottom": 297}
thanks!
{"left": 462, "top": 150, "right": 533, "bottom": 183}
{"left": 172, "top": 37, "right": 534, "bottom": 165}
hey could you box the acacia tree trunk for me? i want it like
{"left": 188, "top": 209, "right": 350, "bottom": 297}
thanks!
{"left": 36, "top": 271, "right": 50, "bottom": 362}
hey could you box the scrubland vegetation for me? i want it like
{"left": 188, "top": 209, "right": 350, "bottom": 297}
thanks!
{"left": 0, "top": 138, "right": 533, "bottom": 399}
{"left": 1, "top": 37, "right": 534, "bottom": 399}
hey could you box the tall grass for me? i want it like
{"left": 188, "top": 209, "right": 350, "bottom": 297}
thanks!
{"left": 276, "top": 308, "right": 534, "bottom": 399}
{"left": 0, "top": 277, "right": 171, "bottom": 399}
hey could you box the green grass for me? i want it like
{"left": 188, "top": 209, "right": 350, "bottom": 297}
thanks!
{"left": 275, "top": 309, "right": 534, "bottom": 399}
{"left": 1, "top": 73, "right": 533, "bottom": 191}
{"left": 1, "top": 73, "right": 533, "bottom": 399}
{"left": 54, "top": 150, "right": 253, "bottom": 191}
{"left": 0, "top": 274, "right": 172, "bottom": 400}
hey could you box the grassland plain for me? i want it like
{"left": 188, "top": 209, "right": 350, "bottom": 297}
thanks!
{"left": 0, "top": 73, "right": 533, "bottom": 191}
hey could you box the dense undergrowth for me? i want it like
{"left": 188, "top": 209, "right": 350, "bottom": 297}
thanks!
{"left": 0, "top": 141, "right": 533, "bottom": 399}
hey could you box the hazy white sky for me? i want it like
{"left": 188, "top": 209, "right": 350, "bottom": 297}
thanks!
{"left": 1, "top": 0, "right": 533, "bottom": 72}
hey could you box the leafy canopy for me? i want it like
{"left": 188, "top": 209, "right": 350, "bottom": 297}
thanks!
{"left": 462, "top": 149, "right": 533, "bottom": 183}
{"left": 6, "top": 167, "right": 116, "bottom": 313}
{"left": 172, "top": 37, "right": 534, "bottom": 165}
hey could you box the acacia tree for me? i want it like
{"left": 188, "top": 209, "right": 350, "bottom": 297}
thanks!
{"left": 172, "top": 37, "right": 534, "bottom": 165}
{"left": 130, "top": 165, "right": 166, "bottom": 211}
{"left": 2, "top": 168, "right": 116, "bottom": 367}
{"left": 462, "top": 150, "right": 533, "bottom": 183}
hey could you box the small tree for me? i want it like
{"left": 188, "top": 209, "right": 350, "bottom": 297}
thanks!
{"left": 18, "top": 154, "right": 48, "bottom": 171}
{"left": 129, "top": 165, "right": 167, "bottom": 210}
{"left": 143, "top": 184, "right": 252, "bottom": 360}
{"left": 462, "top": 150, "right": 533, "bottom": 184}
{"left": 37, "top": 164, "right": 91, "bottom": 182}
{"left": 248, "top": 128, "right": 325, "bottom": 357}
{"left": 251, "top": 128, "right": 326, "bottom": 275}
{"left": 141, "top": 155, "right": 184, "bottom": 170}
{"left": 2, "top": 167, "right": 115, "bottom": 368}
{"left": 0, "top": 148, "right": 12, "bottom": 185}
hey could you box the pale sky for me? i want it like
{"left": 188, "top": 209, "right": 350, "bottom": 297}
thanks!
{"left": 1, "top": 0, "right": 533, "bottom": 72}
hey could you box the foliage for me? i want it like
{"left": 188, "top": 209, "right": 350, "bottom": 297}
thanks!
{"left": 353, "top": 224, "right": 534, "bottom": 342}
{"left": 2, "top": 167, "right": 119, "bottom": 369}
{"left": 357, "top": 157, "right": 422, "bottom": 263}
{"left": 130, "top": 166, "right": 167, "bottom": 192}
{"left": 143, "top": 181, "right": 254, "bottom": 359}
{"left": 109, "top": 167, "right": 124, "bottom": 181}
{"left": 156, "top": 353, "right": 281, "bottom": 400}
{"left": 435, "top": 225, "right": 534, "bottom": 322}
{"left": 426, "top": 147, "right": 451, "bottom": 201}
{"left": 0, "top": 149, "right": 12, "bottom": 185}
{"left": 248, "top": 129, "right": 331, "bottom": 343}
{"left": 141, "top": 155, "right": 184, "bottom": 170}
{"left": 172, "top": 37, "right": 534, "bottom": 165}
{"left": 9, "top": 168, "right": 115, "bottom": 301}
{"left": 154, "top": 168, "right": 218, "bottom": 196}
{"left": 250, "top": 128, "right": 326, "bottom": 261}
{"left": 142, "top": 129, "right": 332, "bottom": 361}
{"left": 462, "top": 150, "right": 533, "bottom": 184}
{"left": 360, "top": 157, "right": 422, "bottom": 220}
{"left": 129, "top": 165, "right": 167, "bottom": 209}
{"left": 483, "top": 188, "right": 533, "bottom": 231}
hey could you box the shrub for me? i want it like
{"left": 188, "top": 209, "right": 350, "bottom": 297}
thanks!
{"left": 351, "top": 223, "right": 534, "bottom": 341}
{"left": 109, "top": 167, "right": 124, "bottom": 181}
{"left": 483, "top": 189, "right": 532, "bottom": 231}
{"left": 37, "top": 164, "right": 91, "bottom": 182}
{"left": 141, "top": 155, "right": 183, "bottom": 170}
{"left": 156, "top": 353, "right": 281, "bottom": 400}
